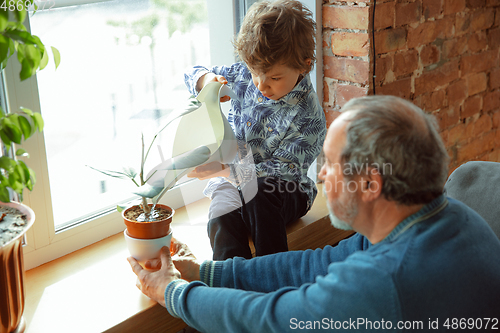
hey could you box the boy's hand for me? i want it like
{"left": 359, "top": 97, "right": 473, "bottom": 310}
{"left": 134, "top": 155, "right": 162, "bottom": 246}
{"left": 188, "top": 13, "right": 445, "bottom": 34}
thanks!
{"left": 197, "top": 73, "right": 231, "bottom": 102}
{"left": 187, "top": 161, "right": 230, "bottom": 180}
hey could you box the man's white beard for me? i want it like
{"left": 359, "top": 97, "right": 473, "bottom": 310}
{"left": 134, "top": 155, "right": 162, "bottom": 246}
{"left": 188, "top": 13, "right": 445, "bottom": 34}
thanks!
{"left": 326, "top": 200, "right": 353, "bottom": 230}
{"left": 324, "top": 187, "right": 357, "bottom": 231}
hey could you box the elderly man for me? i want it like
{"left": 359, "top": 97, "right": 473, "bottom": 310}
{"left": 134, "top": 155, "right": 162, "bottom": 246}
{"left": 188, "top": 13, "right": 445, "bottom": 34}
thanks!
{"left": 128, "top": 96, "right": 500, "bottom": 332}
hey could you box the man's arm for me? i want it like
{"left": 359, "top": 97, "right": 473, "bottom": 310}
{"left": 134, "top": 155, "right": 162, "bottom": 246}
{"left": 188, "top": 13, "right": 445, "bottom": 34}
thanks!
{"left": 200, "top": 233, "right": 370, "bottom": 291}
{"left": 167, "top": 243, "right": 397, "bottom": 333}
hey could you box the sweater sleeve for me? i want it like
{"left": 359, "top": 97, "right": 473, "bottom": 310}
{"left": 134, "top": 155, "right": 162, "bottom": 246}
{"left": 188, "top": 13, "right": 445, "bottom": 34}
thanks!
{"left": 201, "top": 233, "right": 369, "bottom": 291}
{"left": 165, "top": 240, "right": 400, "bottom": 333}
{"left": 184, "top": 63, "right": 249, "bottom": 97}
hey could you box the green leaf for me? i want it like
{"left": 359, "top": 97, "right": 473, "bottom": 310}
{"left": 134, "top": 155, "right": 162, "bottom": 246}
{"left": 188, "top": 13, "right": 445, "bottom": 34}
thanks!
{"left": 10, "top": 179, "right": 24, "bottom": 193}
{"left": 25, "top": 165, "right": 35, "bottom": 190}
{"left": 7, "top": 38, "right": 14, "bottom": 58}
{"left": 87, "top": 165, "right": 135, "bottom": 180}
{"left": 0, "top": 9, "right": 8, "bottom": 30}
{"left": 51, "top": 46, "right": 60, "bottom": 69}
{"left": 131, "top": 183, "right": 163, "bottom": 198}
{"left": 17, "top": 160, "right": 32, "bottom": 183}
{"left": 0, "top": 186, "right": 10, "bottom": 203}
{"left": 0, "top": 35, "right": 10, "bottom": 63}
{"left": 1, "top": 117, "right": 23, "bottom": 143}
{"left": 23, "top": 43, "right": 41, "bottom": 76}
{"left": 14, "top": 1, "right": 27, "bottom": 23}
{"left": 0, "top": 58, "right": 8, "bottom": 70}
{"left": 122, "top": 167, "right": 137, "bottom": 178}
{"left": 0, "top": 130, "right": 11, "bottom": 148}
{"left": 39, "top": 47, "right": 48, "bottom": 70}
{"left": 15, "top": 148, "right": 28, "bottom": 157}
{"left": 15, "top": 164, "right": 26, "bottom": 184}
{"left": 4, "top": 28, "right": 39, "bottom": 45}
{"left": 20, "top": 106, "right": 33, "bottom": 116}
{"left": 0, "top": 156, "right": 16, "bottom": 170}
{"left": 32, "top": 112, "right": 43, "bottom": 131}
{"left": 19, "top": 57, "right": 32, "bottom": 81}
{"left": 17, "top": 114, "right": 32, "bottom": 138}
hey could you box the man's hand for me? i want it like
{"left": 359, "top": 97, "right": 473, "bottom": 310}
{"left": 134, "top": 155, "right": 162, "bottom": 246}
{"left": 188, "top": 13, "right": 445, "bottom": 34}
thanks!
{"left": 196, "top": 73, "right": 230, "bottom": 102}
{"left": 127, "top": 246, "right": 181, "bottom": 307}
{"left": 187, "top": 161, "right": 230, "bottom": 180}
{"left": 144, "top": 237, "right": 201, "bottom": 282}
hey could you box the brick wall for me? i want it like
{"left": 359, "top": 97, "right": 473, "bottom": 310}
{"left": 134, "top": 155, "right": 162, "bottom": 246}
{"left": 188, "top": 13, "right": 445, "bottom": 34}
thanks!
{"left": 322, "top": 0, "right": 500, "bottom": 173}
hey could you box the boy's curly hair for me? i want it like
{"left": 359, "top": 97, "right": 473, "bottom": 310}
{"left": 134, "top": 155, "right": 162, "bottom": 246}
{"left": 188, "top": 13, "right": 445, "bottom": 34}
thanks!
{"left": 234, "top": 0, "right": 316, "bottom": 74}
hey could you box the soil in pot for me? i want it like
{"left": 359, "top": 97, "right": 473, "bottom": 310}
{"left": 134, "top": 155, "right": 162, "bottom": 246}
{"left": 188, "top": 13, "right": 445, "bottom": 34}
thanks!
{"left": 0, "top": 206, "right": 29, "bottom": 246}
{"left": 123, "top": 205, "right": 172, "bottom": 222}
{"left": 123, "top": 204, "right": 174, "bottom": 240}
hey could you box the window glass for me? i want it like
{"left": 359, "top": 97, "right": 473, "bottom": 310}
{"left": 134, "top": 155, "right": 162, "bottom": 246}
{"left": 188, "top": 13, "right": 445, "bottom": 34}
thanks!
{"left": 30, "top": 0, "right": 211, "bottom": 229}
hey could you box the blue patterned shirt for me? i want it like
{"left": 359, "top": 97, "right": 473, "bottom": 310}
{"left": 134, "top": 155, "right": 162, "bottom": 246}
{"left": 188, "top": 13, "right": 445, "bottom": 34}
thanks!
{"left": 184, "top": 63, "right": 326, "bottom": 208}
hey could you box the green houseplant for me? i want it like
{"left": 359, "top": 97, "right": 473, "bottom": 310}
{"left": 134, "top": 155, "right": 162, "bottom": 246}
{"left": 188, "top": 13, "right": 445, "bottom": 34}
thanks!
{"left": 0, "top": 3, "right": 60, "bottom": 333}
{"left": 89, "top": 98, "right": 212, "bottom": 239}
{"left": 90, "top": 81, "right": 237, "bottom": 243}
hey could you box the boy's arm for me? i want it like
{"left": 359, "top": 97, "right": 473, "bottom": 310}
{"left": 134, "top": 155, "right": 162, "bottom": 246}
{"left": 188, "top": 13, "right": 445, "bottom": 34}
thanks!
{"left": 184, "top": 63, "right": 248, "bottom": 97}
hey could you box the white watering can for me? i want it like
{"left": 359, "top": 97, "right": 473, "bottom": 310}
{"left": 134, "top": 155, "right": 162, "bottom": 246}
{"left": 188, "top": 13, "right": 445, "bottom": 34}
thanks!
{"left": 133, "top": 81, "right": 238, "bottom": 205}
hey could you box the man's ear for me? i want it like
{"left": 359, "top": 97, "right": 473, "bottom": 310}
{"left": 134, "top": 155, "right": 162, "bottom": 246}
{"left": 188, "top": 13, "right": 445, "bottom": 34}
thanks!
{"left": 360, "top": 169, "right": 383, "bottom": 202}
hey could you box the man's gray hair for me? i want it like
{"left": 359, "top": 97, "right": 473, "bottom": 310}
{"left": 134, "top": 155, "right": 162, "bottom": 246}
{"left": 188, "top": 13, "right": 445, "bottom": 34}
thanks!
{"left": 340, "top": 95, "right": 449, "bottom": 205}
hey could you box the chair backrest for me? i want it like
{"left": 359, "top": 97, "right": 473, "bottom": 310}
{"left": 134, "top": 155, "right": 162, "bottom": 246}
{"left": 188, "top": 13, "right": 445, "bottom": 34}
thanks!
{"left": 444, "top": 161, "right": 500, "bottom": 239}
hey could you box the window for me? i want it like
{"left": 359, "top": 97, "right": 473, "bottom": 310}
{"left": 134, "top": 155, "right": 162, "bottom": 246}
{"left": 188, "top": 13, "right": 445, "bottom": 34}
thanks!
{"left": 3, "top": 0, "right": 320, "bottom": 269}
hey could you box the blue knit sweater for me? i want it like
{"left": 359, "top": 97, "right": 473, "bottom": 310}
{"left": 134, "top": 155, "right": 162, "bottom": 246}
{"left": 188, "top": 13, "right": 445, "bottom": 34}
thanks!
{"left": 165, "top": 196, "right": 500, "bottom": 332}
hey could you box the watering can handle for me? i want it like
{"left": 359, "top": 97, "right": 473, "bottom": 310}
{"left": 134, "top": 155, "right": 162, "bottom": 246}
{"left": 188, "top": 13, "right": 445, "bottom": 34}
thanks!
{"left": 219, "top": 83, "right": 237, "bottom": 101}
{"left": 197, "top": 81, "right": 237, "bottom": 104}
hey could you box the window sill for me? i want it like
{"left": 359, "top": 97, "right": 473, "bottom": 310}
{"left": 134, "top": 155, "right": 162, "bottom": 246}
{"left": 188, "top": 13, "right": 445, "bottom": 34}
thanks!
{"left": 24, "top": 197, "right": 213, "bottom": 333}
{"left": 24, "top": 183, "right": 353, "bottom": 333}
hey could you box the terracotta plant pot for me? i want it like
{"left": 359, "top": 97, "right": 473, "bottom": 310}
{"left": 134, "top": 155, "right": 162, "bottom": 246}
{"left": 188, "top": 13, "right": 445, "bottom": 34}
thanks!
{"left": 0, "top": 202, "right": 35, "bottom": 333}
{"left": 122, "top": 204, "right": 174, "bottom": 239}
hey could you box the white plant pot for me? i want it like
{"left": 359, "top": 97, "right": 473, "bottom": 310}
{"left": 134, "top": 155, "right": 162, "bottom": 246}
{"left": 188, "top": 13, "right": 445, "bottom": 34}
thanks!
{"left": 124, "top": 229, "right": 172, "bottom": 262}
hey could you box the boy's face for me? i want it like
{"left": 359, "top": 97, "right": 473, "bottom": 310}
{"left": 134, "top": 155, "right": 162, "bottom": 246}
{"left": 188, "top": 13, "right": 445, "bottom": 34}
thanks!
{"left": 249, "top": 63, "right": 304, "bottom": 100}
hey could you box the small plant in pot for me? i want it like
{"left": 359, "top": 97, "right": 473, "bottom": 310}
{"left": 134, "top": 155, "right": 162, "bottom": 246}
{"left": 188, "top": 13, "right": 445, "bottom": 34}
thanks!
{"left": 91, "top": 81, "right": 237, "bottom": 262}
{"left": 89, "top": 98, "right": 214, "bottom": 262}
{"left": 0, "top": 3, "right": 60, "bottom": 333}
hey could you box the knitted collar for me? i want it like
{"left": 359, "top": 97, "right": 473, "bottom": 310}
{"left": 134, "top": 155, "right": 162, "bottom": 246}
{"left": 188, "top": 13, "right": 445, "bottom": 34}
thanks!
{"left": 383, "top": 194, "right": 448, "bottom": 243}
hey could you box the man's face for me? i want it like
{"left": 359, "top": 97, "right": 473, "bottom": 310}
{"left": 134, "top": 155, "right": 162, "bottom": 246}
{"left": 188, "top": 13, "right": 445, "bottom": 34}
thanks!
{"left": 318, "top": 114, "right": 359, "bottom": 230}
{"left": 250, "top": 63, "right": 303, "bottom": 100}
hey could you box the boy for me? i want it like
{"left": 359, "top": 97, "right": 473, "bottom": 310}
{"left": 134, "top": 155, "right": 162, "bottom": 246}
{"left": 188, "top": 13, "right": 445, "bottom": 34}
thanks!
{"left": 185, "top": 0, "right": 326, "bottom": 260}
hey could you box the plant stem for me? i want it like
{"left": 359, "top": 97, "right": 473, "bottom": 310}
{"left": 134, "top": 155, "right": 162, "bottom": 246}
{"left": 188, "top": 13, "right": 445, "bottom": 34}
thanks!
{"left": 141, "top": 196, "right": 151, "bottom": 215}
{"left": 140, "top": 134, "right": 151, "bottom": 215}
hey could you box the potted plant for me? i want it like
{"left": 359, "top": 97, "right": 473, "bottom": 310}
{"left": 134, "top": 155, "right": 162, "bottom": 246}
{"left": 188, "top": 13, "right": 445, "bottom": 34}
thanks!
{"left": 88, "top": 96, "right": 211, "bottom": 259}
{"left": 90, "top": 81, "right": 237, "bottom": 261}
{"left": 0, "top": 2, "right": 60, "bottom": 333}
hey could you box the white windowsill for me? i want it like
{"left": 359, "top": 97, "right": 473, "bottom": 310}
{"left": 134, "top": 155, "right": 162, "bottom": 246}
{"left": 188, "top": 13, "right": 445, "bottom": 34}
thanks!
{"left": 24, "top": 197, "right": 213, "bottom": 333}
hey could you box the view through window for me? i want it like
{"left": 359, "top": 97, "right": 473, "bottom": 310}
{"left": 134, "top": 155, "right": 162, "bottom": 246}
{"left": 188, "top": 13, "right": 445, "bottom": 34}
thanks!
{"left": 30, "top": 0, "right": 212, "bottom": 229}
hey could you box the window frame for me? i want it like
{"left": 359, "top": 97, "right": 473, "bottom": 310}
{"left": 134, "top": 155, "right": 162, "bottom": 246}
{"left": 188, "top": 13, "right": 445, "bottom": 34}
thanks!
{"left": 5, "top": 0, "right": 321, "bottom": 270}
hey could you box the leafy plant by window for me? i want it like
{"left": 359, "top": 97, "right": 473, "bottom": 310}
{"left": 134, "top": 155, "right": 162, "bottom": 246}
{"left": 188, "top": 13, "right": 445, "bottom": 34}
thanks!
{"left": 0, "top": 2, "right": 60, "bottom": 202}
{"left": 89, "top": 98, "right": 210, "bottom": 216}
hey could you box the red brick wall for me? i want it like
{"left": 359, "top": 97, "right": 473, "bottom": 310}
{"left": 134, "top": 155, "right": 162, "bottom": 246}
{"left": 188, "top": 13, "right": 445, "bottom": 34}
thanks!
{"left": 322, "top": 0, "right": 500, "bottom": 173}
